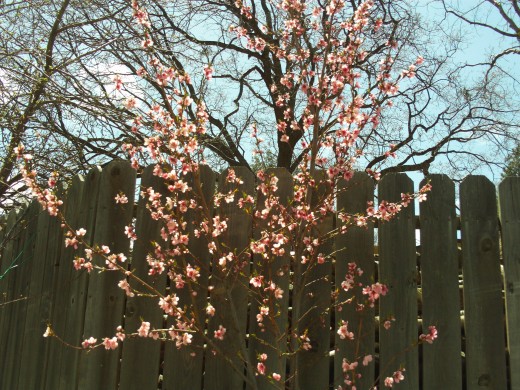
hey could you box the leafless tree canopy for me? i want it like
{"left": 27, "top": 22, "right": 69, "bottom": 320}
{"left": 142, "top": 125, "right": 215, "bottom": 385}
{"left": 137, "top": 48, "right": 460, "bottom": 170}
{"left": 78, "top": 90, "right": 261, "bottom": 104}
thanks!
{"left": 1, "top": 0, "right": 518, "bottom": 212}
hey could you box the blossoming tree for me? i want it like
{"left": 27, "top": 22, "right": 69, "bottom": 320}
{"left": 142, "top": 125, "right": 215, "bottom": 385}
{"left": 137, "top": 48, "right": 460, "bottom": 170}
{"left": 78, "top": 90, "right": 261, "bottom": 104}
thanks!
{"left": 18, "top": 1, "right": 437, "bottom": 389}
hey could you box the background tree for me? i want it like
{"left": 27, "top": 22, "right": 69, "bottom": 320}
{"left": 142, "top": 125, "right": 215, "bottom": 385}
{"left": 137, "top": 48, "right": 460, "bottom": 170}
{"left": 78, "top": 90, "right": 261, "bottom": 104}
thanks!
{"left": 1, "top": 0, "right": 519, "bottom": 214}
{"left": 503, "top": 142, "right": 520, "bottom": 177}
{"left": 0, "top": 0, "right": 132, "bottom": 211}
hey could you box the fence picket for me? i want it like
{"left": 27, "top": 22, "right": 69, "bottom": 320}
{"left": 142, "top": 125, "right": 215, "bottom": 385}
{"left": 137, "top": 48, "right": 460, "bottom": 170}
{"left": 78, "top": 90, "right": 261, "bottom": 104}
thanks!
{"left": 39, "top": 180, "right": 82, "bottom": 389}
{"left": 460, "top": 176, "right": 507, "bottom": 389}
{"left": 0, "top": 209, "right": 26, "bottom": 385}
{"left": 55, "top": 170, "right": 101, "bottom": 390}
{"left": 247, "top": 168, "right": 293, "bottom": 390}
{"left": 205, "top": 166, "right": 255, "bottom": 390}
{"left": 291, "top": 171, "right": 333, "bottom": 390}
{"left": 17, "top": 200, "right": 54, "bottom": 390}
{"left": 119, "top": 165, "right": 168, "bottom": 389}
{"left": 162, "top": 164, "right": 216, "bottom": 389}
{"left": 2, "top": 201, "right": 39, "bottom": 389}
{"left": 78, "top": 161, "right": 136, "bottom": 390}
{"left": 378, "top": 173, "right": 419, "bottom": 389}
{"left": 334, "top": 172, "right": 375, "bottom": 389}
{"left": 419, "top": 175, "right": 462, "bottom": 389}
{"left": 499, "top": 177, "right": 520, "bottom": 390}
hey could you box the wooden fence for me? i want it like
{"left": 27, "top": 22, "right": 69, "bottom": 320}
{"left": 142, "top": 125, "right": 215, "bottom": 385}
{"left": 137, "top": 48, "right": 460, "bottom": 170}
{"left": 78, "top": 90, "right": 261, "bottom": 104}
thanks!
{"left": 0, "top": 160, "right": 518, "bottom": 390}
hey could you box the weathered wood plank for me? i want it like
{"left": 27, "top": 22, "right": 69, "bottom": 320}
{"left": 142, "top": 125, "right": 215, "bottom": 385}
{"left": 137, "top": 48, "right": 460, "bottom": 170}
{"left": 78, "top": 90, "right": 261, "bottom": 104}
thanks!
{"left": 1, "top": 207, "right": 27, "bottom": 390}
{"left": 163, "top": 165, "right": 216, "bottom": 390}
{"left": 78, "top": 161, "right": 136, "bottom": 390}
{"left": 205, "top": 166, "right": 255, "bottom": 390}
{"left": 119, "top": 165, "right": 168, "bottom": 390}
{"left": 247, "top": 168, "right": 292, "bottom": 390}
{"left": 17, "top": 201, "right": 54, "bottom": 390}
{"left": 499, "top": 177, "right": 520, "bottom": 390}
{"left": 0, "top": 215, "right": 6, "bottom": 271}
{"left": 55, "top": 171, "right": 101, "bottom": 390}
{"left": 42, "top": 169, "right": 99, "bottom": 390}
{"left": 2, "top": 202, "right": 39, "bottom": 389}
{"left": 292, "top": 171, "right": 333, "bottom": 390}
{"left": 378, "top": 173, "right": 419, "bottom": 389}
{"left": 18, "top": 185, "right": 67, "bottom": 390}
{"left": 334, "top": 172, "right": 375, "bottom": 389}
{"left": 9, "top": 201, "right": 41, "bottom": 389}
{"left": 460, "top": 176, "right": 507, "bottom": 389}
{"left": 0, "top": 209, "right": 25, "bottom": 383}
{"left": 419, "top": 175, "right": 462, "bottom": 389}
{"left": 38, "top": 178, "right": 87, "bottom": 390}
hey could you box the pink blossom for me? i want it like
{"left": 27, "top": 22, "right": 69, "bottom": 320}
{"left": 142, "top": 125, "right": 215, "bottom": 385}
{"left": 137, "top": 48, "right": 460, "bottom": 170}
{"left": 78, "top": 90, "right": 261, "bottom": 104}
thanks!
{"left": 337, "top": 321, "right": 354, "bottom": 340}
{"left": 133, "top": 5, "right": 151, "bottom": 27}
{"left": 75, "top": 228, "right": 86, "bottom": 237}
{"left": 125, "top": 225, "right": 137, "bottom": 240}
{"left": 185, "top": 264, "right": 200, "bottom": 281}
{"left": 342, "top": 358, "right": 358, "bottom": 372}
{"left": 419, "top": 325, "right": 438, "bottom": 344}
{"left": 82, "top": 337, "right": 97, "bottom": 349}
{"left": 103, "top": 337, "right": 118, "bottom": 350}
{"left": 177, "top": 332, "right": 193, "bottom": 347}
{"left": 250, "top": 275, "right": 264, "bottom": 288}
{"left": 393, "top": 369, "right": 405, "bottom": 383}
{"left": 362, "top": 282, "right": 388, "bottom": 306}
{"left": 113, "top": 75, "right": 123, "bottom": 91}
{"left": 159, "top": 294, "right": 179, "bottom": 315}
{"left": 214, "top": 325, "right": 226, "bottom": 340}
{"left": 206, "top": 304, "right": 215, "bottom": 317}
{"left": 118, "top": 279, "right": 134, "bottom": 297}
{"left": 65, "top": 236, "right": 79, "bottom": 249}
{"left": 116, "top": 326, "right": 126, "bottom": 341}
{"left": 363, "top": 354, "right": 373, "bottom": 366}
{"left": 257, "top": 362, "right": 266, "bottom": 375}
{"left": 115, "top": 193, "right": 128, "bottom": 204}
{"left": 203, "top": 65, "right": 214, "bottom": 81}
{"left": 124, "top": 97, "right": 137, "bottom": 109}
{"left": 138, "top": 321, "right": 150, "bottom": 337}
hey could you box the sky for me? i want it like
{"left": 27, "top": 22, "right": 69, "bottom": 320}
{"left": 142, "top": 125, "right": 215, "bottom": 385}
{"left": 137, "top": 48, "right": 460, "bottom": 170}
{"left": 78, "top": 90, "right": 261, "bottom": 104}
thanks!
{"left": 406, "top": 1, "right": 520, "bottom": 185}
